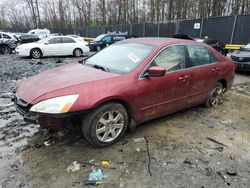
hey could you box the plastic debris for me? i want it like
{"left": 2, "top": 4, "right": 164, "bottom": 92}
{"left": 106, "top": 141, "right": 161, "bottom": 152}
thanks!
{"left": 133, "top": 137, "right": 145, "bottom": 142}
{"left": 88, "top": 168, "right": 107, "bottom": 181}
{"left": 101, "top": 160, "right": 109, "bottom": 166}
{"left": 67, "top": 161, "right": 81, "bottom": 173}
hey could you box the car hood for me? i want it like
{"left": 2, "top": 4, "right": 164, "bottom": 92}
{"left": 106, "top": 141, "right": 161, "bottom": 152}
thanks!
{"left": 16, "top": 63, "right": 119, "bottom": 103}
{"left": 229, "top": 50, "right": 250, "bottom": 58}
{"left": 17, "top": 42, "right": 41, "bottom": 49}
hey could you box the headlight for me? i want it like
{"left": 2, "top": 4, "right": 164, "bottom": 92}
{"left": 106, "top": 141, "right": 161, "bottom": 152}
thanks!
{"left": 30, "top": 94, "right": 79, "bottom": 114}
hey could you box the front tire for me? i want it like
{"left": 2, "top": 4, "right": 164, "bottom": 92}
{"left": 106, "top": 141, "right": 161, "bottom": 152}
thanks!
{"left": 82, "top": 102, "right": 128, "bottom": 147}
{"left": 30, "top": 48, "right": 42, "bottom": 59}
{"left": 205, "top": 82, "right": 224, "bottom": 107}
{"left": 96, "top": 45, "right": 101, "bottom": 51}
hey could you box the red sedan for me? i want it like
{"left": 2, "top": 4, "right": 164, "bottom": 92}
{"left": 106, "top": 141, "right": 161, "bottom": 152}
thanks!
{"left": 14, "top": 38, "right": 235, "bottom": 147}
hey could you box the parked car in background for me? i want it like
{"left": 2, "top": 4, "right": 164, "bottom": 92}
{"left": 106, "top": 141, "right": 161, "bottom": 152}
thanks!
{"left": 14, "top": 38, "right": 235, "bottom": 147}
{"left": 227, "top": 43, "right": 250, "bottom": 71}
{"left": 88, "top": 32, "right": 129, "bottom": 51}
{"left": 15, "top": 36, "right": 90, "bottom": 58}
{"left": 195, "top": 38, "right": 225, "bottom": 55}
{"left": 15, "top": 33, "right": 40, "bottom": 44}
{"left": 28, "top": 28, "right": 51, "bottom": 38}
{"left": 50, "top": 33, "right": 63, "bottom": 36}
{"left": 172, "top": 34, "right": 225, "bottom": 54}
{"left": 66, "top": 35, "right": 89, "bottom": 46}
{"left": 0, "top": 32, "right": 19, "bottom": 54}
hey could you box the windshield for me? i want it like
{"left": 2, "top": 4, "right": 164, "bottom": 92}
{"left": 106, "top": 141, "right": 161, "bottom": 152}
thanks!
{"left": 94, "top": 34, "right": 106, "bottom": 41}
{"left": 85, "top": 43, "right": 155, "bottom": 74}
{"left": 243, "top": 43, "right": 250, "bottom": 49}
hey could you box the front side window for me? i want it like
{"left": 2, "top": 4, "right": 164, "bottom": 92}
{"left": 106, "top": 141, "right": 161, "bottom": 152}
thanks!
{"left": 48, "top": 37, "right": 61, "bottom": 44}
{"left": 85, "top": 43, "right": 155, "bottom": 74}
{"left": 103, "top": 36, "right": 112, "bottom": 43}
{"left": 187, "top": 45, "right": 217, "bottom": 67}
{"left": 153, "top": 45, "right": 186, "bottom": 72}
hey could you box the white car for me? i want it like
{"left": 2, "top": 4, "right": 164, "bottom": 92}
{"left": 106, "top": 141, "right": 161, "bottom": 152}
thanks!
{"left": 15, "top": 36, "right": 90, "bottom": 58}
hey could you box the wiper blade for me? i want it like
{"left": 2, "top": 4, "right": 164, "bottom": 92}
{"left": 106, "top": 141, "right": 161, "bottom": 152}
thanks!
{"left": 85, "top": 63, "right": 109, "bottom": 72}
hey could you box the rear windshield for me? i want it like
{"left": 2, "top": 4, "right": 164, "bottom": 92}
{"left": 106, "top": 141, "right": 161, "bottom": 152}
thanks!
{"left": 85, "top": 43, "right": 155, "bottom": 74}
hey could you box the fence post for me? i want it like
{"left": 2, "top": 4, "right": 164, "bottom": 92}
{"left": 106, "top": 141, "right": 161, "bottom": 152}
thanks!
{"left": 230, "top": 15, "right": 238, "bottom": 44}
{"left": 175, "top": 20, "right": 180, "bottom": 34}
{"left": 143, "top": 23, "right": 145, "bottom": 37}
{"left": 199, "top": 18, "right": 204, "bottom": 38}
{"left": 157, "top": 22, "right": 160, "bottom": 37}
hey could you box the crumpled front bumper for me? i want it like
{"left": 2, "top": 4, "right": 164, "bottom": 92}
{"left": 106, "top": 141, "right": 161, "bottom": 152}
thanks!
{"left": 12, "top": 94, "right": 38, "bottom": 124}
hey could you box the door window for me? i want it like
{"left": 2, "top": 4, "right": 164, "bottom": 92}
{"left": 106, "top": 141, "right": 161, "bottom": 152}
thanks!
{"left": 103, "top": 36, "right": 112, "bottom": 43}
{"left": 3, "top": 34, "right": 11, "bottom": 39}
{"left": 187, "top": 45, "right": 217, "bottom": 67}
{"left": 48, "top": 37, "right": 61, "bottom": 44}
{"left": 62, "top": 37, "right": 75, "bottom": 43}
{"left": 152, "top": 45, "right": 186, "bottom": 72}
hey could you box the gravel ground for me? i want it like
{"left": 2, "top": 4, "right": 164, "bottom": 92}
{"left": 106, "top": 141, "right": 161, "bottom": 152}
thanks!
{"left": 0, "top": 54, "right": 250, "bottom": 188}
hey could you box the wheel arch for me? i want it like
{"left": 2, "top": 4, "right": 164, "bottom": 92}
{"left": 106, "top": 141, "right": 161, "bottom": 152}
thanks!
{"left": 92, "top": 98, "right": 134, "bottom": 123}
{"left": 218, "top": 79, "right": 227, "bottom": 90}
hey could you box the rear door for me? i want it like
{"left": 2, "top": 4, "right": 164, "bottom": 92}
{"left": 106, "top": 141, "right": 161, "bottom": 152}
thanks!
{"left": 185, "top": 45, "right": 220, "bottom": 106}
{"left": 61, "top": 37, "right": 77, "bottom": 55}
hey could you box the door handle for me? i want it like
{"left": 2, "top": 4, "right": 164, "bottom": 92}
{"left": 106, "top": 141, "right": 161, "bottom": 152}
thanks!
{"left": 211, "top": 67, "right": 219, "bottom": 72}
{"left": 178, "top": 75, "right": 189, "bottom": 81}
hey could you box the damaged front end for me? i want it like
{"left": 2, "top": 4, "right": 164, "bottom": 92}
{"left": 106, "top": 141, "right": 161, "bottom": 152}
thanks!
{"left": 12, "top": 94, "right": 84, "bottom": 143}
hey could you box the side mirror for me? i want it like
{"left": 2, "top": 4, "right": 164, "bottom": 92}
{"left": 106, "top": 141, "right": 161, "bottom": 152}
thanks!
{"left": 44, "top": 42, "right": 49, "bottom": 45}
{"left": 144, "top": 66, "right": 166, "bottom": 78}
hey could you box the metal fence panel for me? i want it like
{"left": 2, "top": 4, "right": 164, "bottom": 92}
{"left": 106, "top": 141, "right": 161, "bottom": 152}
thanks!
{"left": 145, "top": 23, "right": 158, "bottom": 37}
{"left": 159, "top": 22, "right": 177, "bottom": 37}
{"left": 202, "top": 16, "right": 235, "bottom": 44}
{"left": 131, "top": 24, "right": 144, "bottom": 37}
{"left": 120, "top": 24, "right": 130, "bottom": 33}
{"left": 178, "top": 19, "right": 202, "bottom": 38}
{"left": 233, "top": 15, "right": 250, "bottom": 44}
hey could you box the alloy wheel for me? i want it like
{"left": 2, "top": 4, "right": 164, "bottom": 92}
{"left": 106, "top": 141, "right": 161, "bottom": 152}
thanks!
{"left": 95, "top": 110, "right": 124, "bottom": 142}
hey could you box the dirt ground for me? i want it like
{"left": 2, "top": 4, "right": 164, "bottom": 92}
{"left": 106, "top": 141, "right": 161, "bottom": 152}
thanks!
{"left": 0, "top": 54, "right": 250, "bottom": 188}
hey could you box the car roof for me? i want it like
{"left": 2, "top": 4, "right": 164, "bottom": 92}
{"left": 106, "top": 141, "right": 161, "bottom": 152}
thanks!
{"left": 121, "top": 37, "right": 205, "bottom": 47}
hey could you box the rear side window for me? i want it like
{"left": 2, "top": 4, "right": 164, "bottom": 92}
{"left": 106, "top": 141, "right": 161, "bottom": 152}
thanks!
{"left": 187, "top": 45, "right": 217, "bottom": 67}
{"left": 153, "top": 45, "right": 186, "bottom": 72}
{"left": 48, "top": 37, "right": 61, "bottom": 44}
{"left": 62, "top": 37, "right": 75, "bottom": 43}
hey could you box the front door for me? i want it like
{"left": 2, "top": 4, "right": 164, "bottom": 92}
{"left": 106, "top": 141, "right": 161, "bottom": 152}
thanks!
{"left": 134, "top": 45, "right": 192, "bottom": 122}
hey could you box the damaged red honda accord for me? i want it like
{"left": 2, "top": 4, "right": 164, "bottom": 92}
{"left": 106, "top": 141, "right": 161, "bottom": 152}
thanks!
{"left": 13, "top": 38, "right": 235, "bottom": 147}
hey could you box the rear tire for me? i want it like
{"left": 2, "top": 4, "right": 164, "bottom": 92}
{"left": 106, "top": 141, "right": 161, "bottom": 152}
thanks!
{"left": 30, "top": 48, "right": 42, "bottom": 59}
{"left": 82, "top": 102, "right": 128, "bottom": 147}
{"left": 205, "top": 82, "right": 224, "bottom": 107}
{"left": 73, "top": 48, "right": 83, "bottom": 57}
